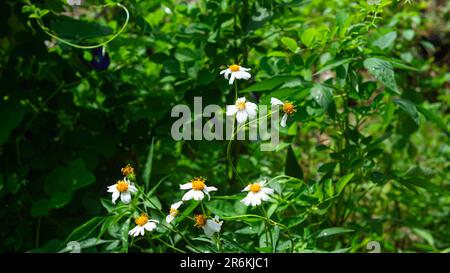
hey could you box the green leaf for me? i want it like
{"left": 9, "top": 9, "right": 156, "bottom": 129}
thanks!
{"left": 402, "top": 29, "right": 415, "bottom": 41}
{"left": 30, "top": 199, "right": 50, "bottom": 217}
{"left": 66, "top": 217, "right": 104, "bottom": 242}
{"left": 412, "top": 228, "right": 435, "bottom": 247}
{"left": 317, "top": 227, "right": 354, "bottom": 238}
{"left": 44, "top": 159, "right": 95, "bottom": 195}
{"left": 281, "top": 37, "right": 298, "bottom": 53}
{"left": 373, "top": 31, "right": 397, "bottom": 50}
{"left": 175, "top": 47, "right": 196, "bottom": 62}
{"left": 324, "top": 179, "right": 334, "bottom": 197}
{"left": 393, "top": 98, "right": 420, "bottom": 125}
{"left": 0, "top": 99, "right": 25, "bottom": 145}
{"left": 335, "top": 173, "right": 355, "bottom": 194}
{"left": 142, "top": 137, "right": 155, "bottom": 190}
{"left": 314, "top": 58, "right": 354, "bottom": 75}
{"left": 310, "top": 83, "right": 334, "bottom": 115}
{"left": 51, "top": 15, "right": 113, "bottom": 40}
{"left": 364, "top": 57, "right": 400, "bottom": 94}
{"left": 240, "top": 76, "right": 298, "bottom": 93}
{"left": 417, "top": 105, "right": 447, "bottom": 133}
{"left": 285, "top": 145, "right": 303, "bottom": 179}
{"left": 301, "top": 28, "right": 318, "bottom": 48}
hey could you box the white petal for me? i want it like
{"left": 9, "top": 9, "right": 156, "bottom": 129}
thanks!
{"left": 258, "top": 192, "right": 270, "bottom": 201}
{"left": 241, "top": 194, "right": 252, "bottom": 206}
{"left": 246, "top": 108, "right": 257, "bottom": 119}
{"left": 240, "top": 67, "right": 251, "bottom": 71}
{"left": 245, "top": 101, "right": 257, "bottom": 111}
{"left": 258, "top": 180, "right": 267, "bottom": 186}
{"left": 193, "top": 190, "right": 205, "bottom": 201}
{"left": 166, "top": 215, "right": 175, "bottom": 223}
{"left": 242, "top": 185, "right": 250, "bottom": 192}
{"left": 120, "top": 191, "right": 131, "bottom": 204}
{"left": 239, "top": 71, "right": 251, "bottom": 80}
{"left": 226, "top": 105, "right": 238, "bottom": 116}
{"left": 236, "top": 110, "right": 248, "bottom": 124}
{"left": 180, "top": 183, "right": 193, "bottom": 190}
{"left": 219, "top": 69, "right": 228, "bottom": 75}
{"left": 171, "top": 201, "right": 183, "bottom": 210}
{"left": 251, "top": 194, "right": 261, "bottom": 206}
{"left": 128, "top": 185, "right": 138, "bottom": 193}
{"left": 228, "top": 73, "right": 236, "bottom": 85}
{"left": 182, "top": 189, "right": 195, "bottom": 201}
{"left": 271, "top": 97, "right": 284, "bottom": 106}
{"left": 144, "top": 222, "right": 157, "bottom": 231}
{"left": 204, "top": 186, "right": 217, "bottom": 192}
{"left": 111, "top": 191, "right": 120, "bottom": 204}
{"left": 128, "top": 226, "right": 138, "bottom": 236}
{"left": 236, "top": 97, "right": 246, "bottom": 103}
{"left": 280, "top": 113, "right": 288, "bottom": 127}
{"left": 261, "top": 187, "right": 274, "bottom": 195}
{"left": 224, "top": 70, "right": 231, "bottom": 80}
{"left": 107, "top": 185, "right": 116, "bottom": 192}
{"left": 140, "top": 226, "right": 145, "bottom": 236}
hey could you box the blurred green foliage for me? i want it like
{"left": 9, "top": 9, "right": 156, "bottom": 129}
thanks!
{"left": 0, "top": 0, "right": 448, "bottom": 253}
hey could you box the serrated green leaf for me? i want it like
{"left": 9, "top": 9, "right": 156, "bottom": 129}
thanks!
{"left": 336, "top": 173, "right": 355, "bottom": 194}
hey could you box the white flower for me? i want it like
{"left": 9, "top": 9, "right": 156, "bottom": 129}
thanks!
{"left": 107, "top": 178, "right": 137, "bottom": 204}
{"left": 241, "top": 179, "right": 274, "bottom": 206}
{"left": 180, "top": 177, "right": 217, "bottom": 201}
{"left": 166, "top": 201, "right": 183, "bottom": 223}
{"left": 67, "top": 0, "right": 81, "bottom": 6}
{"left": 194, "top": 214, "right": 223, "bottom": 238}
{"left": 220, "top": 64, "right": 251, "bottom": 85}
{"left": 226, "top": 97, "right": 258, "bottom": 124}
{"left": 128, "top": 214, "right": 159, "bottom": 237}
{"left": 271, "top": 97, "right": 296, "bottom": 127}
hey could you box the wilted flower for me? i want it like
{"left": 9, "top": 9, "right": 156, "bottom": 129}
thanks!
{"left": 241, "top": 179, "right": 274, "bottom": 206}
{"left": 194, "top": 214, "right": 223, "bottom": 238}
{"left": 271, "top": 97, "right": 296, "bottom": 127}
{"left": 226, "top": 97, "right": 258, "bottom": 124}
{"left": 107, "top": 178, "right": 137, "bottom": 204}
{"left": 166, "top": 201, "right": 183, "bottom": 223}
{"left": 180, "top": 177, "right": 217, "bottom": 201}
{"left": 128, "top": 213, "right": 159, "bottom": 237}
{"left": 220, "top": 64, "right": 251, "bottom": 85}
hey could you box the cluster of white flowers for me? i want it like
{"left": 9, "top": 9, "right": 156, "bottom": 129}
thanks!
{"left": 104, "top": 64, "right": 287, "bottom": 240}
{"left": 221, "top": 64, "right": 297, "bottom": 127}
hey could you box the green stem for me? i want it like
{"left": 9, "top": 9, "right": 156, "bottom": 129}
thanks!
{"left": 157, "top": 238, "right": 186, "bottom": 253}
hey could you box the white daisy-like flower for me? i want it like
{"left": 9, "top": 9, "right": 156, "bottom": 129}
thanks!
{"left": 271, "top": 97, "right": 297, "bottom": 127}
{"left": 128, "top": 213, "right": 159, "bottom": 237}
{"left": 241, "top": 179, "right": 274, "bottom": 206}
{"left": 194, "top": 214, "right": 223, "bottom": 238}
{"left": 220, "top": 64, "right": 251, "bottom": 85}
{"left": 67, "top": 0, "right": 81, "bottom": 6}
{"left": 166, "top": 201, "right": 183, "bottom": 223}
{"left": 180, "top": 177, "right": 217, "bottom": 201}
{"left": 226, "top": 97, "right": 258, "bottom": 124}
{"left": 106, "top": 178, "right": 137, "bottom": 204}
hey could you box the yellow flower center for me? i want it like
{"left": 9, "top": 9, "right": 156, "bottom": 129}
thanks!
{"left": 121, "top": 164, "right": 134, "bottom": 176}
{"left": 116, "top": 180, "right": 129, "bottom": 193}
{"left": 249, "top": 183, "right": 261, "bottom": 193}
{"left": 236, "top": 100, "right": 246, "bottom": 110}
{"left": 169, "top": 208, "right": 178, "bottom": 216}
{"left": 135, "top": 214, "right": 148, "bottom": 226}
{"left": 191, "top": 177, "right": 206, "bottom": 191}
{"left": 283, "top": 102, "right": 296, "bottom": 115}
{"left": 194, "top": 214, "right": 207, "bottom": 227}
{"left": 229, "top": 64, "right": 240, "bottom": 72}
